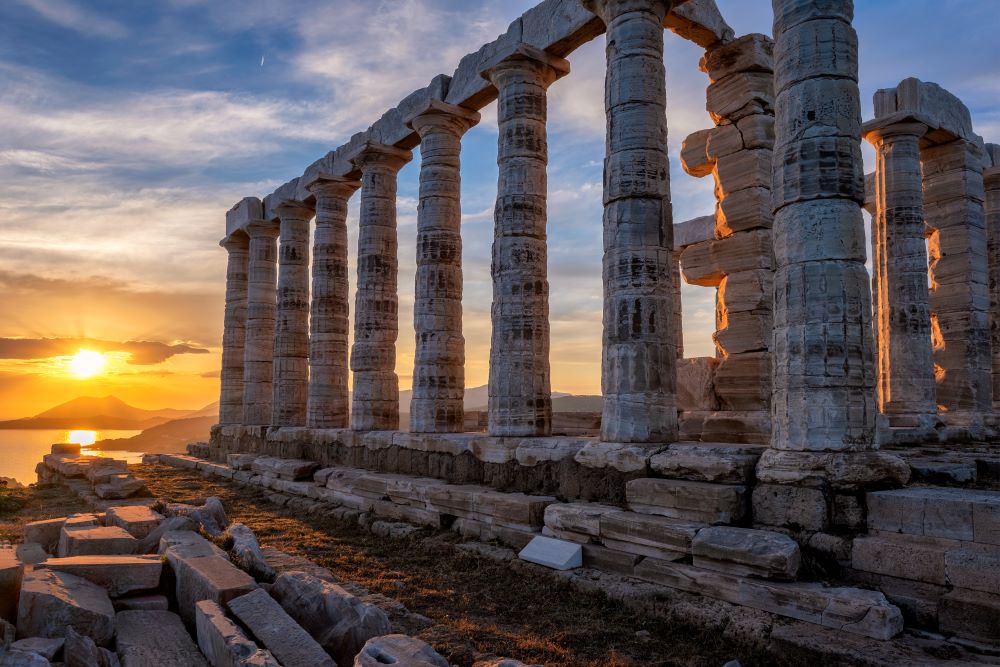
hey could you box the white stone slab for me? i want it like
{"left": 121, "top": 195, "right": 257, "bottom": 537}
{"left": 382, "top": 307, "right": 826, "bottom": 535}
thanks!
{"left": 517, "top": 536, "right": 582, "bottom": 571}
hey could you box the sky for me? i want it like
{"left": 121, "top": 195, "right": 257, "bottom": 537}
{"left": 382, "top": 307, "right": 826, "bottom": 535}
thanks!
{"left": 1, "top": 0, "right": 999, "bottom": 419}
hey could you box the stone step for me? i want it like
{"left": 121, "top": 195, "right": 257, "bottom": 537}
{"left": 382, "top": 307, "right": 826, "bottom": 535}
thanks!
{"left": 57, "top": 525, "right": 137, "bottom": 558}
{"left": 106, "top": 505, "right": 163, "bottom": 540}
{"left": 691, "top": 526, "right": 801, "bottom": 580}
{"left": 39, "top": 556, "right": 161, "bottom": 597}
{"left": 251, "top": 456, "right": 319, "bottom": 481}
{"left": 633, "top": 558, "right": 903, "bottom": 640}
{"left": 939, "top": 588, "right": 1000, "bottom": 646}
{"left": 227, "top": 588, "right": 335, "bottom": 667}
{"left": 543, "top": 502, "right": 619, "bottom": 541}
{"left": 649, "top": 443, "right": 762, "bottom": 484}
{"left": 852, "top": 533, "right": 1000, "bottom": 594}
{"left": 598, "top": 510, "right": 703, "bottom": 560}
{"left": 116, "top": 610, "right": 208, "bottom": 666}
{"left": 867, "top": 486, "right": 1000, "bottom": 544}
{"left": 626, "top": 477, "right": 748, "bottom": 524}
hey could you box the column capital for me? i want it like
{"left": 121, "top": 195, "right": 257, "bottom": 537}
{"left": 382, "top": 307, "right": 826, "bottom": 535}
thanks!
{"left": 404, "top": 99, "right": 481, "bottom": 138}
{"left": 307, "top": 176, "right": 361, "bottom": 200}
{"left": 347, "top": 141, "right": 412, "bottom": 173}
{"left": 219, "top": 231, "right": 249, "bottom": 252}
{"left": 274, "top": 201, "right": 315, "bottom": 221}
{"left": 244, "top": 219, "right": 279, "bottom": 239}
{"left": 479, "top": 43, "right": 570, "bottom": 89}
{"left": 862, "top": 118, "right": 928, "bottom": 146}
{"left": 579, "top": 0, "right": 674, "bottom": 23}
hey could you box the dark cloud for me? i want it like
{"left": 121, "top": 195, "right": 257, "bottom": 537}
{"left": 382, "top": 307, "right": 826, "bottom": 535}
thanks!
{"left": 0, "top": 337, "right": 208, "bottom": 365}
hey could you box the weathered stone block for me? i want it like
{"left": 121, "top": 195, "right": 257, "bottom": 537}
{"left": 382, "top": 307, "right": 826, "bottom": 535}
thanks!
{"left": 706, "top": 72, "right": 774, "bottom": 124}
{"left": 715, "top": 148, "right": 772, "bottom": 193}
{"left": 692, "top": 527, "right": 800, "bottom": 579}
{"left": 196, "top": 599, "right": 279, "bottom": 667}
{"left": 16, "top": 569, "right": 115, "bottom": 646}
{"left": 939, "top": 588, "right": 1000, "bottom": 645}
{"left": 8, "top": 637, "right": 63, "bottom": 661}
{"left": 598, "top": 510, "right": 702, "bottom": 559}
{"left": 39, "top": 556, "right": 161, "bottom": 598}
{"left": 626, "top": 477, "right": 746, "bottom": 524}
{"left": 227, "top": 588, "right": 335, "bottom": 667}
{"left": 251, "top": 457, "right": 319, "bottom": 481}
{"left": 680, "top": 128, "right": 714, "bottom": 178}
{"left": 649, "top": 444, "right": 760, "bottom": 484}
{"left": 852, "top": 535, "right": 947, "bottom": 586}
{"left": 714, "top": 352, "right": 770, "bottom": 411}
{"left": 753, "top": 484, "right": 828, "bottom": 532}
{"left": 543, "top": 503, "right": 618, "bottom": 538}
{"left": 700, "top": 33, "right": 773, "bottom": 82}
{"left": 676, "top": 357, "right": 719, "bottom": 411}
{"left": 354, "top": 634, "right": 449, "bottom": 667}
{"left": 681, "top": 229, "right": 772, "bottom": 287}
{"left": 116, "top": 610, "right": 208, "bottom": 666}
{"left": 171, "top": 554, "right": 257, "bottom": 627}
{"left": 57, "top": 526, "right": 137, "bottom": 558}
{"left": 106, "top": 506, "right": 162, "bottom": 540}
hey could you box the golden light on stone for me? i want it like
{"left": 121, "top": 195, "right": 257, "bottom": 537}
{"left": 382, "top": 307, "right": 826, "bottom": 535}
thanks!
{"left": 68, "top": 349, "right": 106, "bottom": 378}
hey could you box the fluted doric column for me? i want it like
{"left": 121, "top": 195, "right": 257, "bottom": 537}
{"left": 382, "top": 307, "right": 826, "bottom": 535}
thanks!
{"left": 242, "top": 220, "right": 280, "bottom": 426}
{"left": 349, "top": 142, "right": 412, "bottom": 431}
{"left": 405, "top": 100, "right": 481, "bottom": 433}
{"left": 986, "top": 150, "right": 1000, "bottom": 411}
{"left": 218, "top": 232, "right": 249, "bottom": 424}
{"left": 307, "top": 178, "right": 360, "bottom": 429}
{"left": 481, "top": 45, "right": 569, "bottom": 437}
{"left": 865, "top": 121, "right": 937, "bottom": 426}
{"left": 768, "top": 0, "right": 877, "bottom": 452}
{"left": 270, "top": 202, "right": 314, "bottom": 427}
{"left": 582, "top": 0, "right": 677, "bottom": 443}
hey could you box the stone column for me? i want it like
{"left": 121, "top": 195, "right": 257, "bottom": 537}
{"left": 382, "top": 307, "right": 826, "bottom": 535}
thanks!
{"left": 270, "top": 202, "right": 314, "bottom": 428}
{"left": 405, "top": 101, "right": 481, "bottom": 433}
{"left": 349, "top": 142, "right": 412, "bottom": 431}
{"left": 986, "top": 148, "right": 1000, "bottom": 411}
{"left": 307, "top": 178, "right": 361, "bottom": 429}
{"left": 864, "top": 121, "right": 938, "bottom": 427}
{"left": 582, "top": 0, "right": 677, "bottom": 443}
{"left": 923, "top": 139, "right": 992, "bottom": 421}
{"left": 242, "top": 220, "right": 280, "bottom": 426}
{"left": 768, "top": 0, "right": 875, "bottom": 453}
{"left": 219, "top": 232, "right": 249, "bottom": 425}
{"left": 480, "top": 45, "right": 569, "bottom": 437}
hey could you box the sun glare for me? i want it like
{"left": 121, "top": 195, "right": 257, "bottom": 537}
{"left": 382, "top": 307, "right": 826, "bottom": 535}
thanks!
{"left": 67, "top": 430, "right": 97, "bottom": 447}
{"left": 69, "top": 349, "right": 106, "bottom": 378}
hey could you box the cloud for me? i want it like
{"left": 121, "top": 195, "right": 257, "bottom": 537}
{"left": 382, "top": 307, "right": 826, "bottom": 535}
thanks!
{"left": 15, "top": 0, "right": 128, "bottom": 39}
{"left": 0, "top": 338, "right": 209, "bottom": 365}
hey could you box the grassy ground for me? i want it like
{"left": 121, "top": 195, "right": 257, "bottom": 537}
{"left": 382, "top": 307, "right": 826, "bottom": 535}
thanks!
{"left": 2, "top": 464, "right": 760, "bottom": 667}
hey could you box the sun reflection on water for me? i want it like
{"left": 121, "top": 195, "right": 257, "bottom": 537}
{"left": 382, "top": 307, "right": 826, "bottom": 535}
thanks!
{"left": 66, "top": 430, "right": 98, "bottom": 448}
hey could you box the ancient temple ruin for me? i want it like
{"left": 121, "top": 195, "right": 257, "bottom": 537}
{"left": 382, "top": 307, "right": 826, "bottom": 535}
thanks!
{"left": 207, "top": 0, "right": 1000, "bottom": 654}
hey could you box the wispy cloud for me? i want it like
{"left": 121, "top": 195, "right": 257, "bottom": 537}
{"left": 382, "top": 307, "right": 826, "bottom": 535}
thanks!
{"left": 0, "top": 337, "right": 208, "bottom": 365}
{"left": 15, "top": 0, "right": 128, "bottom": 39}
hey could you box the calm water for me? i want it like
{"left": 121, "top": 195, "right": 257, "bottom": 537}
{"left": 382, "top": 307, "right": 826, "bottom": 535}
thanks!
{"left": 0, "top": 429, "right": 144, "bottom": 486}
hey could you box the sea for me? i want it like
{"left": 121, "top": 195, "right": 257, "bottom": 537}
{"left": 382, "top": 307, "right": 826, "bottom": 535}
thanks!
{"left": 0, "top": 429, "right": 144, "bottom": 486}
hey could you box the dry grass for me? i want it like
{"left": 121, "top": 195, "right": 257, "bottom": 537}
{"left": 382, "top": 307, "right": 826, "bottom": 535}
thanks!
{"left": 4, "top": 463, "right": 761, "bottom": 666}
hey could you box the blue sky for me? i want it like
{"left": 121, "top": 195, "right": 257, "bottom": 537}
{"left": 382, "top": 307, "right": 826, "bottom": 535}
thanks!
{"left": 1, "top": 0, "right": 999, "bottom": 411}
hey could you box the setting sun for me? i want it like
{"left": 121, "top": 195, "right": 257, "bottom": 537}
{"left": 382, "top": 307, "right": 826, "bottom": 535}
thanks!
{"left": 69, "top": 349, "right": 106, "bottom": 378}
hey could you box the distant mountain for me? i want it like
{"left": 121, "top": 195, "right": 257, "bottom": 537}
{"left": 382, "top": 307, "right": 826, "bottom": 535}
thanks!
{"left": 96, "top": 414, "right": 216, "bottom": 454}
{"left": 0, "top": 395, "right": 197, "bottom": 430}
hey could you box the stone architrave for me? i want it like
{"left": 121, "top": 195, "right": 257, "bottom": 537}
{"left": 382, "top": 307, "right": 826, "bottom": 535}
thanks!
{"left": 218, "top": 232, "right": 249, "bottom": 425}
{"left": 582, "top": 0, "right": 677, "bottom": 443}
{"left": 480, "top": 45, "right": 569, "bottom": 437}
{"left": 985, "top": 148, "right": 1000, "bottom": 410}
{"left": 767, "top": 0, "right": 876, "bottom": 452}
{"left": 349, "top": 142, "right": 413, "bottom": 431}
{"left": 405, "top": 100, "right": 481, "bottom": 433}
{"left": 307, "top": 178, "right": 361, "bottom": 429}
{"left": 271, "top": 201, "right": 315, "bottom": 428}
{"left": 242, "top": 220, "right": 280, "bottom": 426}
{"left": 864, "top": 120, "right": 937, "bottom": 426}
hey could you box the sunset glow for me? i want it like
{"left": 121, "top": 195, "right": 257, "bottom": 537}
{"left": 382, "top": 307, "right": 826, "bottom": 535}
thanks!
{"left": 68, "top": 350, "right": 107, "bottom": 379}
{"left": 67, "top": 430, "right": 97, "bottom": 447}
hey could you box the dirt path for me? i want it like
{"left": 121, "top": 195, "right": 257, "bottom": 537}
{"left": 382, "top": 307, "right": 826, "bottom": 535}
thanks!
{"left": 2, "top": 464, "right": 761, "bottom": 667}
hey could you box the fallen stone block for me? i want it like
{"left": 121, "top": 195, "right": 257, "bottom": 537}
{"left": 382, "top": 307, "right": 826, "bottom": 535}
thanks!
{"left": 105, "top": 506, "right": 162, "bottom": 540}
{"left": 51, "top": 443, "right": 81, "bottom": 456}
{"left": 354, "top": 634, "right": 449, "bottom": 667}
{"left": 518, "top": 536, "right": 582, "bottom": 571}
{"left": 39, "top": 556, "right": 161, "bottom": 597}
{"left": 626, "top": 478, "right": 747, "bottom": 524}
{"left": 15, "top": 543, "right": 48, "bottom": 566}
{"left": 83, "top": 458, "right": 128, "bottom": 484}
{"left": 95, "top": 473, "right": 146, "bottom": 501}
{"left": 24, "top": 515, "right": 99, "bottom": 554}
{"left": 228, "top": 523, "right": 275, "bottom": 582}
{"left": 9, "top": 636, "right": 62, "bottom": 660}
{"left": 634, "top": 559, "right": 902, "bottom": 640}
{"left": 598, "top": 510, "right": 701, "bottom": 560}
{"left": 195, "top": 599, "right": 279, "bottom": 667}
{"left": 0, "top": 548, "right": 23, "bottom": 623}
{"left": 251, "top": 457, "right": 319, "bottom": 481}
{"left": 649, "top": 444, "right": 760, "bottom": 484}
{"left": 116, "top": 609, "right": 208, "bottom": 666}
{"left": 64, "top": 626, "right": 117, "bottom": 667}
{"left": 113, "top": 595, "right": 169, "bottom": 612}
{"left": 57, "top": 526, "right": 137, "bottom": 558}
{"left": 170, "top": 554, "right": 257, "bottom": 627}
{"left": 692, "top": 527, "right": 800, "bottom": 580}
{"left": 270, "top": 571, "right": 392, "bottom": 667}
{"left": 16, "top": 569, "right": 115, "bottom": 646}
{"left": 227, "top": 588, "right": 335, "bottom": 667}
{"left": 165, "top": 497, "right": 229, "bottom": 537}
{"left": 136, "top": 516, "right": 197, "bottom": 554}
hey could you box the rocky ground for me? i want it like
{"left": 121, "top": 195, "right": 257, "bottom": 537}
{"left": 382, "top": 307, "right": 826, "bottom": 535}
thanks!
{"left": 0, "top": 463, "right": 762, "bottom": 667}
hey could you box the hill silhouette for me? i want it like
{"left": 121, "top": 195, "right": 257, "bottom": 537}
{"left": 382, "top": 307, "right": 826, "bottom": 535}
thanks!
{"left": 0, "top": 395, "right": 196, "bottom": 430}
